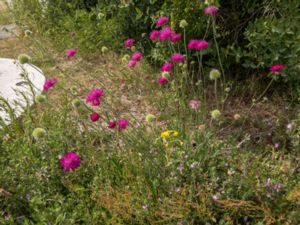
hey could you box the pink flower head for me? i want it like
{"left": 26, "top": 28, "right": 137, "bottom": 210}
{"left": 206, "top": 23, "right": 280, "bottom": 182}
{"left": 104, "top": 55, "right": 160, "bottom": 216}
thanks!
{"left": 212, "top": 195, "right": 219, "bottom": 201}
{"left": 43, "top": 78, "right": 58, "bottom": 91}
{"left": 59, "top": 151, "right": 81, "bottom": 172}
{"left": 161, "top": 63, "right": 173, "bottom": 72}
{"left": 90, "top": 112, "right": 100, "bottom": 122}
{"left": 204, "top": 5, "right": 219, "bottom": 15}
{"left": 187, "top": 39, "right": 199, "bottom": 49}
{"left": 66, "top": 48, "right": 77, "bottom": 60}
{"left": 156, "top": 16, "right": 169, "bottom": 26}
{"left": 118, "top": 119, "right": 129, "bottom": 130}
{"left": 171, "top": 33, "right": 181, "bottom": 43}
{"left": 196, "top": 40, "right": 209, "bottom": 50}
{"left": 270, "top": 64, "right": 285, "bottom": 74}
{"left": 128, "top": 60, "right": 137, "bottom": 68}
{"left": 188, "top": 39, "right": 209, "bottom": 50}
{"left": 108, "top": 121, "right": 117, "bottom": 129}
{"left": 91, "top": 98, "right": 101, "bottom": 106}
{"left": 86, "top": 88, "right": 104, "bottom": 106}
{"left": 124, "top": 38, "right": 135, "bottom": 47}
{"left": 159, "top": 27, "right": 175, "bottom": 41}
{"left": 189, "top": 100, "right": 201, "bottom": 110}
{"left": 287, "top": 123, "right": 293, "bottom": 129}
{"left": 149, "top": 30, "right": 160, "bottom": 41}
{"left": 131, "top": 51, "right": 143, "bottom": 61}
{"left": 171, "top": 53, "right": 185, "bottom": 63}
{"left": 158, "top": 76, "right": 168, "bottom": 85}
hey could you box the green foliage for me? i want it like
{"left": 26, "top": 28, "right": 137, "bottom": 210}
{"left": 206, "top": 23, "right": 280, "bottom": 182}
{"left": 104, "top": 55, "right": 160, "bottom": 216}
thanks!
{"left": 11, "top": 0, "right": 300, "bottom": 84}
{"left": 236, "top": 1, "right": 300, "bottom": 82}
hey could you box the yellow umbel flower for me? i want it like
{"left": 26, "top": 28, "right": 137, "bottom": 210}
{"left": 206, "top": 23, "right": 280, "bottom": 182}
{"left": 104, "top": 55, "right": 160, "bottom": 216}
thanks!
{"left": 173, "top": 131, "right": 179, "bottom": 137}
{"left": 160, "top": 130, "right": 179, "bottom": 138}
{"left": 161, "top": 131, "right": 171, "bottom": 138}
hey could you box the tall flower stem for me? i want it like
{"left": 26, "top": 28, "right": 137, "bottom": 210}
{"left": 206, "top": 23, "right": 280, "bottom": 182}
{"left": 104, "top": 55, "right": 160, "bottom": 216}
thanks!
{"left": 212, "top": 17, "right": 225, "bottom": 85}
{"left": 214, "top": 78, "right": 218, "bottom": 108}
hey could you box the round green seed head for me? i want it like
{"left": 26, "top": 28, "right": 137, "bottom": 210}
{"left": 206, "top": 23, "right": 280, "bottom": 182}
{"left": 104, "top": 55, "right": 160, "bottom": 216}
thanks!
{"left": 209, "top": 69, "right": 221, "bottom": 80}
{"left": 211, "top": 109, "right": 221, "bottom": 120}
{"left": 179, "top": 19, "right": 188, "bottom": 28}
{"left": 35, "top": 95, "right": 46, "bottom": 103}
{"left": 145, "top": 114, "right": 156, "bottom": 122}
{"left": 18, "top": 54, "right": 31, "bottom": 64}
{"left": 131, "top": 46, "right": 136, "bottom": 52}
{"left": 122, "top": 54, "right": 130, "bottom": 64}
{"left": 32, "top": 128, "right": 46, "bottom": 140}
{"left": 72, "top": 99, "right": 81, "bottom": 108}
{"left": 225, "top": 87, "right": 231, "bottom": 93}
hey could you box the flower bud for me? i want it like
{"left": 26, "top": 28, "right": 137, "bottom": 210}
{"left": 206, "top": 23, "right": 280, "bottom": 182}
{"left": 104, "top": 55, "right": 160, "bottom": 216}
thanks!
{"left": 209, "top": 69, "right": 221, "bottom": 80}
{"left": 211, "top": 109, "right": 221, "bottom": 120}
{"left": 179, "top": 19, "right": 188, "bottom": 28}
{"left": 32, "top": 128, "right": 46, "bottom": 140}
{"left": 18, "top": 54, "right": 31, "bottom": 64}
{"left": 72, "top": 99, "right": 81, "bottom": 108}
{"left": 145, "top": 114, "right": 156, "bottom": 122}
{"left": 35, "top": 95, "right": 46, "bottom": 103}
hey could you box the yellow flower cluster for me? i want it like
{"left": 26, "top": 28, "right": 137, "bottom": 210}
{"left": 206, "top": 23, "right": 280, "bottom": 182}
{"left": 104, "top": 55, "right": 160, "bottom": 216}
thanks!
{"left": 160, "top": 130, "right": 179, "bottom": 138}
{"left": 160, "top": 130, "right": 182, "bottom": 149}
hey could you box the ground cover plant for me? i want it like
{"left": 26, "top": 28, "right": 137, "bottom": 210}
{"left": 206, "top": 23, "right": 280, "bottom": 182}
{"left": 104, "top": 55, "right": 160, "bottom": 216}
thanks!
{"left": 0, "top": 1, "right": 300, "bottom": 224}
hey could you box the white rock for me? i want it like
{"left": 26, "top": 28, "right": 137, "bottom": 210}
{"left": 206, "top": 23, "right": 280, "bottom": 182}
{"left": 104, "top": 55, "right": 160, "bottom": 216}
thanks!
{"left": 0, "top": 58, "right": 45, "bottom": 125}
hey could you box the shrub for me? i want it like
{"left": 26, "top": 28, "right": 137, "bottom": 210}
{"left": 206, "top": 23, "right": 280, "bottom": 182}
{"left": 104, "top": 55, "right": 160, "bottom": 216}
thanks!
{"left": 236, "top": 1, "right": 300, "bottom": 82}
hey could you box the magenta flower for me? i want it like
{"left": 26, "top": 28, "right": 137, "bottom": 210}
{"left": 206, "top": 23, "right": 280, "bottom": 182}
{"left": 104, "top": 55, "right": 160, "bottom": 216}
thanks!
{"left": 171, "top": 53, "right": 185, "bottom": 62}
{"left": 118, "top": 119, "right": 129, "bottom": 130}
{"left": 124, "top": 38, "right": 135, "bottom": 47}
{"left": 108, "top": 121, "right": 117, "bottom": 129}
{"left": 159, "top": 27, "right": 175, "bottom": 41}
{"left": 128, "top": 60, "right": 137, "bottom": 68}
{"left": 66, "top": 48, "right": 77, "bottom": 60}
{"left": 59, "top": 151, "right": 81, "bottom": 172}
{"left": 189, "top": 100, "right": 201, "bottom": 111}
{"left": 188, "top": 39, "right": 209, "bottom": 50}
{"left": 196, "top": 40, "right": 209, "bottom": 50}
{"left": 43, "top": 78, "right": 58, "bottom": 91}
{"left": 131, "top": 51, "right": 143, "bottom": 61}
{"left": 204, "top": 5, "right": 219, "bottom": 15}
{"left": 171, "top": 33, "right": 181, "bottom": 43}
{"left": 91, "top": 98, "right": 100, "bottom": 106}
{"left": 270, "top": 64, "right": 285, "bottom": 74}
{"left": 156, "top": 16, "right": 169, "bottom": 26}
{"left": 149, "top": 30, "right": 160, "bottom": 41}
{"left": 158, "top": 76, "right": 168, "bottom": 85}
{"left": 161, "top": 63, "right": 173, "bottom": 72}
{"left": 86, "top": 88, "right": 104, "bottom": 106}
{"left": 187, "top": 39, "right": 199, "bottom": 49}
{"left": 90, "top": 112, "right": 100, "bottom": 122}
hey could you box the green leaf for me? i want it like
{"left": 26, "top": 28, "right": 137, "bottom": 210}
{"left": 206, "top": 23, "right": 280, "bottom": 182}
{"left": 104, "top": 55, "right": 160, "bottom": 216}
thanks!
{"left": 135, "top": 7, "right": 143, "bottom": 20}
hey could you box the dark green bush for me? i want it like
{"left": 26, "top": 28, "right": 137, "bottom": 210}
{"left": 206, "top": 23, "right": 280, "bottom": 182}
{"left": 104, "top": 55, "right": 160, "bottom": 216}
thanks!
{"left": 12, "top": 0, "right": 300, "bottom": 83}
{"left": 235, "top": 1, "right": 300, "bottom": 82}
